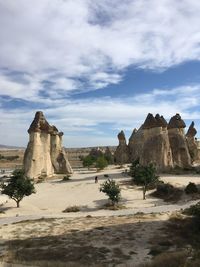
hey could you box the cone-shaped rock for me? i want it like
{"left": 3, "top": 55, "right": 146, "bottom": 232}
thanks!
{"left": 168, "top": 114, "right": 191, "bottom": 168}
{"left": 114, "top": 131, "right": 130, "bottom": 164}
{"left": 168, "top": 113, "right": 186, "bottom": 129}
{"left": 24, "top": 111, "right": 73, "bottom": 180}
{"left": 186, "top": 122, "right": 199, "bottom": 163}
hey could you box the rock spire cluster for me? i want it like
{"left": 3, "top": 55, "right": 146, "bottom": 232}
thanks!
{"left": 114, "top": 113, "right": 199, "bottom": 171}
{"left": 23, "top": 111, "right": 73, "bottom": 180}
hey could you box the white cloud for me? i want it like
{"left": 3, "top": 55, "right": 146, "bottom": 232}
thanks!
{"left": 1, "top": 0, "right": 200, "bottom": 100}
{"left": 1, "top": 84, "right": 200, "bottom": 147}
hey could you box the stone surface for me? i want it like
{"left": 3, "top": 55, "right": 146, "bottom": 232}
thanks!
{"left": 186, "top": 122, "right": 199, "bottom": 163}
{"left": 128, "top": 114, "right": 173, "bottom": 171}
{"left": 168, "top": 114, "right": 191, "bottom": 168}
{"left": 24, "top": 111, "right": 73, "bottom": 179}
{"left": 114, "top": 131, "right": 130, "bottom": 164}
{"left": 168, "top": 113, "right": 186, "bottom": 129}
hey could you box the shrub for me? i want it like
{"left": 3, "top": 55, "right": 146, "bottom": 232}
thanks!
{"left": 0, "top": 169, "right": 35, "bottom": 207}
{"left": 185, "top": 182, "right": 198, "bottom": 194}
{"left": 62, "top": 205, "right": 80, "bottom": 213}
{"left": 151, "top": 181, "right": 183, "bottom": 202}
{"left": 129, "top": 159, "right": 159, "bottom": 199}
{"left": 183, "top": 202, "right": 200, "bottom": 217}
{"left": 100, "top": 179, "right": 121, "bottom": 205}
{"left": 95, "top": 156, "right": 108, "bottom": 170}
{"left": 63, "top": 175, "right": 71, "bottom": 181}
{"left": 82, "top": 155, "right": 96, "bottom": 169}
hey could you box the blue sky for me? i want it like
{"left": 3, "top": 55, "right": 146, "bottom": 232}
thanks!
{"left": 0, "top": 0, "right": 200, "bottom": 147}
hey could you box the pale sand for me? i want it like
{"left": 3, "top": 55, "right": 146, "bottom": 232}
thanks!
{"left": 0, "top": 165, "right": 200, "bottom": 224}
{"left": 0, "top": 166, "right": 200, "bottom": 266}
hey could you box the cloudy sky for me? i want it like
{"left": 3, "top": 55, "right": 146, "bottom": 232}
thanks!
{"left": 1, "top": 0, "right": 200, "bottom": 147}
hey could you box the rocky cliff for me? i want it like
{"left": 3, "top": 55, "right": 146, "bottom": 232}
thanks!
{"left": 24, "top": 111, "right": 73, "bottom": 179}
{"left": 117, "top": 113, "right": 199, "bottom": 171}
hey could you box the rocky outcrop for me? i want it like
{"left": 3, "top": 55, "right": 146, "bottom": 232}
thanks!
{"left": 128, "top": 113, "right": 173, "bottom": 171}
{"left": 120, "top": 113, "right": 197, "bottom": 171}
{"left": 186, "top": 121, "right": 199, "bottom": 163}
{"left": 114, "top": 131, "right": 130, "bottom": 164}
{"left": 167, "top": 114, "right": 191, "bottom": 168}
{"left": 24, "top": 111, "right": 73, "bottom": 179}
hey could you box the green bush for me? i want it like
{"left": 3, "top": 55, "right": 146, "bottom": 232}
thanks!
{"left": 129, "top": 159, "right": 159, "bottom": 199}
{"left": 82, "top": 155, "right": 96, "bottom": 169}
{"left": 185, "top": 182, "right": 198, "bottom": 194}
{"left": 95, "top": 156, "right": 108, "bottom": 170}
{"left": 100, "top": 179, "right": 121, "bottom": 205}
{"left": 0, "top": 169, "right": 35, "bottom": 207}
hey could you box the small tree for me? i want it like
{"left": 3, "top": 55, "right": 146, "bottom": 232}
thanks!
{"left": 96, "top": 156, "right": 108, "bottom": 170}
{"left": 0, "top": 169, "right": 36, "bottom": 208}
{"left": 130, "top": 160, "right": 159, "bottom": 200}
{"left": 82, "top": 155, "right": 96, "bottom": 169}
{"left": 100, "top": 179, "right": 121, "bottom": 205}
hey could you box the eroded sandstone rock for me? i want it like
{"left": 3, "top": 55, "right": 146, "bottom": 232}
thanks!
{"left": 186, "top": 121, "right": 199, "bottom": 163}
{"left": 114, "top": 130, "right": 130, "bottom": 164}
{"left": 24, "top": 111, "right": 73, "bottom": 179}
{"left": 168, "top": 114, "right": 191, "bottom": 168}
{"left": 128, "top": 114, "right": 173, "bottom": 171}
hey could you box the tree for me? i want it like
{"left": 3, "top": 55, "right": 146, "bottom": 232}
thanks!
{"left": 100, "top": 179, "right": 121, "bottom": 205}
{"left": 95, "top": 156, "right": 108, "bottom": 170}
{"left": 130, "top": 160, "right": 159, "bottom": 200}
{"left": 82, "top": 155, "right": 96, "bottom": 169}
{"left": 0, "top": 169, "right": 36, "bottom": 207}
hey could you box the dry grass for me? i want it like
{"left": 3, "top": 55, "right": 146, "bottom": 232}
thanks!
{"left": 102, "top": 203, "right": 126, "bottom": 210}
{"left": 62, "top": 205, "right": 81, "bottom": 213}
{"left": 0, "top": 215, "right": 164, "bottom": 267}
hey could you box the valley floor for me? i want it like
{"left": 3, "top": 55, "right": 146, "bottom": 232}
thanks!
{"left": 0, "top": 166, "right": 200, "bottom": 266}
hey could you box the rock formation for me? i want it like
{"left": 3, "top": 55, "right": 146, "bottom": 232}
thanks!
{"left": 114, "top": 130, "right": 130, "bottom": 164}
{"left": 186, "top": 121, "right": 199, "bottom": 163}
{"left": 117, "top": 112, "right": 198, "bottom": 171}
{"left": 128, "top": 113, "right": 173, "bottom": 171}
{"left": 24, "top": 111, "right": 73, "bottom": 180}
{"left": 168, "top": 113, "right": 191, "bottom": 168}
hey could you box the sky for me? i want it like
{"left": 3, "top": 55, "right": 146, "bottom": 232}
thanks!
{"left": 0, "top": 0, "right": 200, "bottom": 148}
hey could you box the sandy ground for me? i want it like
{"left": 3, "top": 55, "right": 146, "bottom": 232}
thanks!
{"left": 0, "top": 166, "right": 200, "bottom": 223}
{"left": 0, "top": 166, "right": 200, "bottom": 266}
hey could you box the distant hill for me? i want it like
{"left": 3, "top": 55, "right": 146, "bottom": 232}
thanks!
{"left": 0, "top": 144, "right": 25, "bottom": 150}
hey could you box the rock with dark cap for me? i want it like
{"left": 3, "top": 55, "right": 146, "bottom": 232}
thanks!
{"left": 186, "top": 122, "right": 199, "bottom": 163}
{"left": 155, "top": 114, "right": 168, "bottom": 128}
{"left": 168, "top": 114, "right": 191, "bottom": 168}
{"left": 142, "top": 113, "right": 158, "bottom": 129}
{"left": 186, "top": 122, "right": 197, "bottom": 138}
{"left": 128, "top": 114, "right": 173, "bottom": 171}
{"left": 114, "top": 131, "right": 130, "bottom": 164}
{"left": 24, "top": 111, "right": 73, "bottom": 180}
{"left": 168, "top": 113, "right": 186, "bottom": 129}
